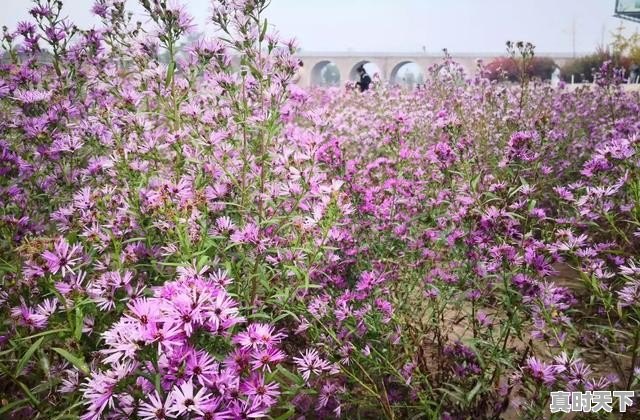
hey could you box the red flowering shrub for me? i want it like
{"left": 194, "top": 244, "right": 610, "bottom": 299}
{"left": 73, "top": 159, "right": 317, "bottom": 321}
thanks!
{"left": 486, "top": 56, "right": 556, "bottom": 81}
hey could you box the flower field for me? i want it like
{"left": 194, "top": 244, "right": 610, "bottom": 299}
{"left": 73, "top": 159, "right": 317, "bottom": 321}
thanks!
{"left": 1, "top": 1, "right": 640, "bottom": 419}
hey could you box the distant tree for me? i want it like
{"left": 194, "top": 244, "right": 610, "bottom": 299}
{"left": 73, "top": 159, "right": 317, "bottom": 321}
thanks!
{"left": 529, "top": 57, "right": 556, "bottom": 80}
{"left": 322, "top": 63, "right": 340, "bottom": 86}
{"left": 559, "top": 24, "right": 640, "bottom": 84}
{"left": 403, "top": 71, "right": 416, "bottom": 87}
{"left": 560, "top": 48, "right": 631, "bottom": 83}
{"left": 610, "top": 23, "right": 640, "bottom": 66}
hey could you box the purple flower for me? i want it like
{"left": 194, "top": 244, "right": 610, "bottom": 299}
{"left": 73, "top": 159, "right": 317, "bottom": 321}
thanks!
{"left": 169, "top": 379, "right": 213, "bottom": 417}
{"left": 10, "top": 301, "right": 48, "bottom": 330}
{"left": 525, "top": 356, "right": 556, "bottom": 385}
{"left": 138, "top": 392, "right": 173, "bottom": 420}
{"left": 80, "top": 370, "right": 123, "bottom": 420}
{"left": 618, "top": 280, "right": 640, "bottom": 308}
{"left": 250, "top": 347, "right": 287, "bottom": 372}
{"left": 233, "top": 323, "right": 285, "bottom": 350}
{"left": 293, "top": 348, "right": 332, "bottom": 382}
{"left": 240, "top": 373, "right": 280, "bottom": 406}
{"left": 186, "top": 350, "right": 219, "bottom": 386}
{"left": 41, "top": 238, "right": 82, "bottom": 276}
{"left": 227, "top": 398, "right": 268, "bottom": 419}
{"left": 13, "top": 88, "right": 52, "bottom": 104}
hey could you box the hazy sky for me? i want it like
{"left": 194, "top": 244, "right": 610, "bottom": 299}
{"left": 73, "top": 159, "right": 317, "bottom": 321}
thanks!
{"left": 1, "top": 0, "right": 637, "bottom": 53}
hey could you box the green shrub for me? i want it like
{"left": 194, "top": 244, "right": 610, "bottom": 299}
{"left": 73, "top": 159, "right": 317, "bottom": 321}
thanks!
{"left": 560, "top": 50, "right": 631, "bottom": 83}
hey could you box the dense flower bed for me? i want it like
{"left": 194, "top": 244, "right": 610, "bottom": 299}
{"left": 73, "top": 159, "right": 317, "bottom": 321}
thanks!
{"left": 1, "top": 1, "right": 639, "bottom": 419}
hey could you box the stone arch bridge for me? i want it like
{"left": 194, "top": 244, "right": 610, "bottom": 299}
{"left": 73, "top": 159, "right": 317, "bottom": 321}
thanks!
{"left": 294, "top": 51, "right": 575, "bottom": 87}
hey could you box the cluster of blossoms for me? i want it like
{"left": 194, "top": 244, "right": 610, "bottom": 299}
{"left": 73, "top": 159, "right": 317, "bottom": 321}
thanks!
{"left": 523, "top": 353, "right": 617, "bottom": 391}
{"left": 1, "top": 0, "right": 640, "bottom": 419}
{"left": 80, "top": 272, "right": 287, "bottom": 419}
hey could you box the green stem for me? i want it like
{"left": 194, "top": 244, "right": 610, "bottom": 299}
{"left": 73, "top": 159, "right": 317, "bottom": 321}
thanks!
{"left": 627, "top": 326, "right": 640, "bottom": 390}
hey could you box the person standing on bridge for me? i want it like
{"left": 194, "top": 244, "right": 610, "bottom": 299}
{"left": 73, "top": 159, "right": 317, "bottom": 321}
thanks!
{"left": 355, "top": 65, "right": 372, "bottom": 92}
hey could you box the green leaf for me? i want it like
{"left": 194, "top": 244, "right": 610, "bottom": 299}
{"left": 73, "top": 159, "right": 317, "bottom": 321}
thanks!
{"left": 247, "top": 312, "right": 271, "bottom": 320}
{"left": 467, "top": 380, "right": 483, "bottom": 402}
{"left": 0, "top": 399, "right": 28, "bottom": 416}
{"left": 15, "top": 328, "right": 69, "bottom": 341}
{"left": 508, "top": 184, "right": 523, "bottom": 198}
{"left": 15, "top": 380, "right": 39, "bottom": 406}
{"left": 0, "top": 348, "right": 15, "bottom": 357}
{"left": 197, "top": 254, "right": 210, "bottom": 269}
{"left": 52, "top": 347, "right": 89, "bottom": 375}
{"left": 470, "top": 173, "right": 481, "bottom": 192}
{"left": 276, "top": 365, "right": 302, "bottom": 385}
{"left": 50, "top": 401, "right": 86, "bottom": 420}
{"left": 37, "top": 347, "right": 50, "bottom": 379}
{"left": 272, "top": 407, "right": 295, "bottom": 420}
{"left": 438, "top": 383, "right": 467, "bottom": 404}
{"left": 121, "top": 237, "right": 147, "bottom": 245}
{"left": 74, "top": 307, "right": 84, "bottom": 341}
{"left": 154, "top": 261, "right": 184, "bottom": 267}
{"left": 165, "top": 60, "right": 175, "bottom": 88}
{"left": 272, "top": 311, "right": 296, "bottom": 323}
{"left": 15, "top": 336, "right": 45, "bottom": 376}
{"left": 260, "top": 18, "right": 268, "bottom": 42}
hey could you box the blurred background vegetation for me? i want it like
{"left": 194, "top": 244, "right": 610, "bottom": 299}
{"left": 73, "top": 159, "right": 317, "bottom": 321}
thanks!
{"left": 484, "top": 24, "right": 640, "bottom": 83}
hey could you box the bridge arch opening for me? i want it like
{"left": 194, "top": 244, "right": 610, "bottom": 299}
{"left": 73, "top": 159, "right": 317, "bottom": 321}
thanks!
{"left": 349, "top": 60, "right": 382, "bottom": 81}
{"left": 390, "top": 61, "right": 424, "bottom": 88}
{"left": 311, "top": 60, "right": 341, "bottom": 87}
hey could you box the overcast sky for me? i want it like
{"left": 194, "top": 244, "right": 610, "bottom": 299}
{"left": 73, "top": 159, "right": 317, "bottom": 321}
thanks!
{"left": 1, "top": 0, "right": 637, "bottom": 53}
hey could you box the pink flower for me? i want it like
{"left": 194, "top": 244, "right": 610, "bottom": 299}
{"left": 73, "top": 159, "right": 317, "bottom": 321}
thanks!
{"left": 13, "top": 88, "right": 52, "bottom": 104}
{"left": 42, "top": 238, "right": 82, "bottom": 276}
{"left": 10, "top": 302, "right": 48, "bottom": 330}
{"left": 233, "top": 323, "right": 285, "bottom": 350}
{"left": 525, "top": 356, "right": 556, "bottom": 386}
{"left": 59, "top": 369, "right": 79, "bottom": 394}
{"left": 227, "top": 398, "right": 268, "bottom": 419}
{"left": 80, "top": 371, "right": 120, "bottom": 420}
{"left": 293, "top": 348, "right": 332, "bottom": 382}
{"left": 138, "top": 392, "right": 173, "bottom": 420}
{"left": 240, "top": 373, "right": 280, "bottom": 406}
{"left": 230, "top": 222, "right": 260, "bottom": 244}
{"left": 166, "top": 293, "right": 206, "bottom": 337}
{"left": 126, "top": 297, "right": 161, "bottom": 326}
{"left": 250, "top": 347, "right": 287, "bottom": 372}
{"left": 206, "top": 290, "right": 241, "bottom": 331}
{"left": 223, "top": 347, "right": 252, "bottom": 373}
{"left": 169, "top": 379, "right": 213, "bottom": 417}
{"left": 186, "top": 350, "right": 219, "bottom": 386}
{"left": 100, "top": 319, "right": 143, "bottom": 364}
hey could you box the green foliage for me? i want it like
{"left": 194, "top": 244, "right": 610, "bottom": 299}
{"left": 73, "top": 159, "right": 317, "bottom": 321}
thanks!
{"left": 560, "top": 49, "right": 630, "bottom": 83}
